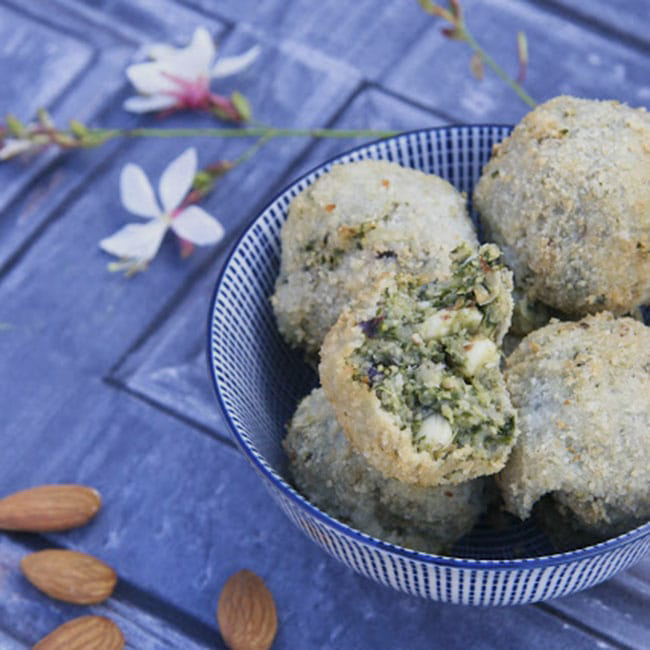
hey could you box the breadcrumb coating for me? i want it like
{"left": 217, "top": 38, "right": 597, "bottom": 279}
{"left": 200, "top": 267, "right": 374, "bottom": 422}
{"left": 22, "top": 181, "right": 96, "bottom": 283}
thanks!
{"left": 474, "top": 95, "right": 650, "bottom": 317}
{"left": 500, "top": 313, "right": 650, "bottom": 536}
{"left": 272, "top": 159, "right": 477, "bottom": 358}
{"left": 320, "top": 244, "right": 516, "bottom": 487}
{"left": 284, "top": 388, "right": 490, "bottom": 553}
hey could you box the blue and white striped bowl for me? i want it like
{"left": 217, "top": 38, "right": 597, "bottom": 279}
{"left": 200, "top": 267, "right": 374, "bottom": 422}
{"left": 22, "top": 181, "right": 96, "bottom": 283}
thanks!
{"left": 208, "top": 125, "right": 650, "bottom": 606}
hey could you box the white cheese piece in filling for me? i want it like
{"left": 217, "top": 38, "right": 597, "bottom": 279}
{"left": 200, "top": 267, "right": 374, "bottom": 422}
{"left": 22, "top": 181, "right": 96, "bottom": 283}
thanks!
{"left": 419, "top": 413, "right": 454, "bottom": 448}
{"left": 419, "top": 310, "right": 453, "bottom": 339}
{"left": 419, "top": 308, "right": 482, "bottom": 341}
{"left": 462, "top": 337, "right": 498, "bottom": 377}
{"left": 415, "top": 361, "right": 445, "bottom": 387}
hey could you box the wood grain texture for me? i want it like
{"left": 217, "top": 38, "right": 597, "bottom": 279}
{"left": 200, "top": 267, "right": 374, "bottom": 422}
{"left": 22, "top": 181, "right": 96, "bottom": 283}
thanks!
{"left": 111, "top": 252, "right": 234, "bottom": 440}
{"left": 0, "top": 0, "right": 228, "bottom": 270}
{"left": 0, "top": 391, "right": 619, "bottom": 649}
{"left": 541, "top": 0, "right": 650, "bottom": 48}
{"left": 0, "top": 537, "right": 217, "bottom": 648}
{"left": 0, "top": 4, "right": 92, "bottom": 118}
{"left": 544, "top": 557, "right": 650, "bottom": 648}
{"left": 52, "top": 0, "right": 230, "bottom": 44}
{"left": 112, "top": 86, "right": 450, "bottom": 437}
{"left": 0, "top": 0, "right": 649, "bottom": 647}
{"left": 0, "top": 630, "right": 25, "bottom": 650}
{"left": 287, "top": 86, "right": 451, "bottom": 179}
{"left": 178, "top": 0, "right": 430, "bottom": 80}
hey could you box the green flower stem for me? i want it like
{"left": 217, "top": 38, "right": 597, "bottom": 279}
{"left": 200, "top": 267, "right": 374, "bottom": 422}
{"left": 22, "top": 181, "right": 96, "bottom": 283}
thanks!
{"left": 65, "top": 126, "right": 402, "bottom": 152}
{"left": 419, "top": 0, "right": 537, "bottom": 109}
{"left": 460, "top": 27, "right": 537, "bottom": 109}
{"left": 232, "top": 132, "right": 274, "bottom": 166}
{"left": 121, "top": 127, "right": 401, "bottom": 140}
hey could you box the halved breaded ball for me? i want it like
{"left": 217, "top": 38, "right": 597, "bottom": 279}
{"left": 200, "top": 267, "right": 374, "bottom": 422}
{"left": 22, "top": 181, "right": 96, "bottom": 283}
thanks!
{"left": 474, "top": 95, "right": 650, "bottom": 317}
{"left": 500, "top": 313, "right": 650, "bottom": 536}
{"left": 272, "top": 159, "right": 478, "bottom": 358}
{"left": 284, "top": 387, "right": 491, "bottom": 553}
{"left": 320, "top": 244, "right": 517, "bottom": 487}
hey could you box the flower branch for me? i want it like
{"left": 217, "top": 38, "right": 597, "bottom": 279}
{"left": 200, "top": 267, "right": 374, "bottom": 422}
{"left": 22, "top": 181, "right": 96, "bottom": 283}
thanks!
{"left": 0, "top": 119, "right": 402, "bottom": 161}
{"left": 101, "top": 147, "right": 230, "bottom": 275}
{"left": 419, "top": 0, "right": 537, "bottom": 108}
{"left": 1, "top": 6, "right": 538, "bottom": 277}
{"left": 123, "top": 26, "right": 258, "bottom": 121}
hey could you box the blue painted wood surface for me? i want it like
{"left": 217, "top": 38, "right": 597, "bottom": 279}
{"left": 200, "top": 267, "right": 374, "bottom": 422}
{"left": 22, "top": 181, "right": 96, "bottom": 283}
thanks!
{"left": 0, "top": 0, "right": 648, "bottom": 647}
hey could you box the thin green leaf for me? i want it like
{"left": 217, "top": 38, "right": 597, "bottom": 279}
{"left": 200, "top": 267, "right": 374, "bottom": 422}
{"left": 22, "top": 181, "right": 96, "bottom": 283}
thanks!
{"left": 517, "top": 31, "right": 528, "bottom": 82}
{"left": 5, "top": 114, "right": 25, "bottom": 136}
{"left": 231, "top": 91, "right": 252, "bottom": 122}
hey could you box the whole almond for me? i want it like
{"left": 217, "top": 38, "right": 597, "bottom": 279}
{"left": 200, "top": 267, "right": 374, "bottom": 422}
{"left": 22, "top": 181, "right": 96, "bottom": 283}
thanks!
{"left": 217, "top": 569, "right": 278, "bottom": 650}
{"left": 0, "top": 485, "right": 101, "bottom": 532}
{"left": 21, "top": 549, "right": 117, "bottom": 605}
{"left": 33, "top": 615, "right": 124, "bottom": 650}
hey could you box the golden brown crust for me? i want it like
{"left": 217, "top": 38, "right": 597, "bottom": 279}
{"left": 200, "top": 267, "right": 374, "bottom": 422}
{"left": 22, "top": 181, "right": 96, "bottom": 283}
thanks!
{"left": 320, "top": 273, "right": 515, "bottom": 487}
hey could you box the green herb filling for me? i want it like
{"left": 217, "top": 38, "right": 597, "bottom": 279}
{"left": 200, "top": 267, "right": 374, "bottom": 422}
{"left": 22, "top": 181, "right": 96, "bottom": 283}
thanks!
{"left": 351, "top": 244, "right": 515, "bottom": 454}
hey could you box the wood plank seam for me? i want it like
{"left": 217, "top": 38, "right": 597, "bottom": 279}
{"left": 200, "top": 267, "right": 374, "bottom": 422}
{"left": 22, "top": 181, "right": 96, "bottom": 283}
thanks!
{"left": 104, "top": 244, "right": 233, "bottom": 379}
{"left": 264, "top": 80, "right": 373, "bottom": 199}
{"left": 526, "top": 0, "right": 650, "bottom": 53}
{"left": 176, "top": 0, "right": 437, "bottom": 83}
{"left": 2, "top": 532, "right": 221, "bottom": 648}
{"left": 0, "top": 1, "right": 105, "bottom": 118}
{"left": 49, "top": 0, "right": 233, "bottom": 46}
{"left": 172, "top": 0, "right": 252, "bottom": 35}
{"left": 363, "top": 81, "right": 462, "bottom": 126}
{"left": 102, "top": 375, "right": 238, "bottom": 449}
{"left": 44, "top": 0, "right": 172, "bottom": 47}
{"left": 536, "top": 602, "right": 632, "bottom": 650}
{"left": 0, "top": 135, "right": 133, "bottom": 281}
{"left": 1, "top": 0, "right": 130, "bottom": 48}
{"left": 107, "top": 82, "right": 363, "bottom": 381}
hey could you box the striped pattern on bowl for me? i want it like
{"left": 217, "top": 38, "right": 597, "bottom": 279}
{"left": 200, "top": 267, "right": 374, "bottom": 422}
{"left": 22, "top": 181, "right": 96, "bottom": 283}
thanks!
{"left": 209, "top": 125, "right": 650, "bottom": 605}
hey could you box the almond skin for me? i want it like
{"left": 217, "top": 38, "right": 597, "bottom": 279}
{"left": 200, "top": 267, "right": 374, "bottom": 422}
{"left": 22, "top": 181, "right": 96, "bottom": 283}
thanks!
{"left": 217, "top": 569, "right": 278, "bottom": 650}
{"left": 21, "top": 549, "right": 117, "bottom": 605}
{"left": 0, "top": 485, "right": 101, "bottom": 532}
{"left": 33, "top": 615, "right": 125, "bottom": 650}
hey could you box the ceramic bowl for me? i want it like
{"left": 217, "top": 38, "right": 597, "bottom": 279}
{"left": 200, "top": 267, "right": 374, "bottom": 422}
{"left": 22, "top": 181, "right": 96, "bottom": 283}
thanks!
{"left": 208, "top": 125, "right": 650, "bottom": 605}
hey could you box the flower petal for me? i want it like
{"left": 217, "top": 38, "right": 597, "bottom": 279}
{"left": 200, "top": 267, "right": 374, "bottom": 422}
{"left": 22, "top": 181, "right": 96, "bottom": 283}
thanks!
{"left": 212, "top": 45, "right": 261, "bottom": 78}
{"left": 125, "top": 61, "right": 176, "bottom": 95}
{"left": 146, "top": 43, "right": 179, "bottom": 60}
{"left": 159, "top": 147, "right": 197, "bottom": 213}
{"left": 120, "top": 163, "right": 161, "bottom": 218}
{"left": 171, "top": 205, "right": 224, "bottom": 245}
{"left": 0, "top": 138, "right": 34, "bottom": 160}
{"left": 174, "top": 26, "right": 216, "bottom": 77}
{"left": 100, "top": 219, "right": 168, "bottom": 262}
{"left": 123, "top": 94, "right": 177, "bottom": 113}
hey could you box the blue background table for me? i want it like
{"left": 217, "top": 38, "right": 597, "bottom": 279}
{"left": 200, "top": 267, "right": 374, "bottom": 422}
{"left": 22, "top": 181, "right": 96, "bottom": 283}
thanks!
{"left": 0, "top": 1, "right": 648, "bottom": 647}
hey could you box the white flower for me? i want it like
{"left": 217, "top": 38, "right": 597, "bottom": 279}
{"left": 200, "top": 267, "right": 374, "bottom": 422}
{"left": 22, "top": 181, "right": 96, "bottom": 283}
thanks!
{"left": 123, "top": 26, "right": 260, "bottom": 115}
{"left": 0, "top": 137, "right": 36, "bottom": 160}
{"left": 100, "top": 147, "right": 224, "bottom": 273}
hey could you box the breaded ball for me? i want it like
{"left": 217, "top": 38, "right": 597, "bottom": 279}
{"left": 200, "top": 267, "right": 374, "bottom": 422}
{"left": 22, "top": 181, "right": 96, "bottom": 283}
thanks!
{"left": 284, "top": 387, "right": 490, "bottom": 553}
{"left": 272, "top": 159, "right": 478, "bottom": 358}
{"left": 474, "top": 95, "right": 650, "bottom": 317}
{"left": 320, "top": 244, "right": 517, "bottom": 487}
{"left": 500, "top": 313, "right": 650, "bottom": 536}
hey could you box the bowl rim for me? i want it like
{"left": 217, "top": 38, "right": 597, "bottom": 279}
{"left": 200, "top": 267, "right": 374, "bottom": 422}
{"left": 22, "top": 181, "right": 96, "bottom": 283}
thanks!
{"left": 208, "top": 124, "right": 650, "bottom": 570}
